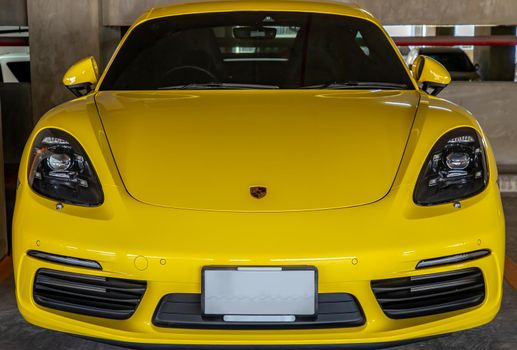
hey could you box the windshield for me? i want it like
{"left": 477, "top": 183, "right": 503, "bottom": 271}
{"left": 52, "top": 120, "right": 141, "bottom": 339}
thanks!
{"left": 426, "top": 52, "right": 475, "bottom": 72}
{"left": 101, "top": 12, "right": 413, "bottom": 90}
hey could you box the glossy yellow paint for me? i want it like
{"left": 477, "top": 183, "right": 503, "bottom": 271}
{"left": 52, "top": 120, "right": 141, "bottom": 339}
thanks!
{"left": 13, "top": 0, "right": 504, "bottom": 347}
{"left": 62, "top": 56, "right": 99, "bottom": 88}
{"left": 94, "top": 90, "right": 420, "bottom": 211}
{"left": 412, "top": 55, "right": 452, "bottom": 87}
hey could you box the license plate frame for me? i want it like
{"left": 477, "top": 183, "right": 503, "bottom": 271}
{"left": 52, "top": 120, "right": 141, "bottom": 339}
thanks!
{"left": 201, "top": 266, "right": 318, "bottom": 317}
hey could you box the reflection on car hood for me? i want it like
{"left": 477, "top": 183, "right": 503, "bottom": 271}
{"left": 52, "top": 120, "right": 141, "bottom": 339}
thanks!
{"left": 95, "top": 90, "right": 419, "bottom": 211}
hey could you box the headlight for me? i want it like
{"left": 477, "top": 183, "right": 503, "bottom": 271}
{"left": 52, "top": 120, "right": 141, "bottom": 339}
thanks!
{"left": 414, "top": 127, "right": 488, "bottom": 206}
{"left": 28, "top": 129, "right": 103, "bottom": 206}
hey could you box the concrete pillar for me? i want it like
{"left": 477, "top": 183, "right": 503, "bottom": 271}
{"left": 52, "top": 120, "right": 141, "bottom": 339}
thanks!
{"left": 0, "top": 0, "right": 27, "bottom": 26}
{"left": 488, "top": 26, "right": 516, "bottom": 81}
{"left": 27, "top": 0, "right": 119, "bottom": 122}
{"left": 474, "top": 26, "right": 516, "bottom": 81}
{"left": 474, "top": 27, "right": 491, "bottom": 80}
{"left": 101, "top": 28, "right": 122, "bottom": 69}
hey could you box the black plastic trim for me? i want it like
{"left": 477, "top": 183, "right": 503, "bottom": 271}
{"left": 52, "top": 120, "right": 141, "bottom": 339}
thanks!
{"left": 33, "top": 268, "right": 146, "bottom": 320}
{"left": 153, "top": 293, "right": 365, "bottom": 329}
{"left": 78, "top": 334, "right": 443, "bottom": 350}
{"left": 66, "top": 82, "right": 93, "bottom": 97}
{"left": 372, "top": 268, "right": 485, "bottom": 319}
{"left": 422, "top": 82, "right": 447, "bottom": 96}
{"left": 416, "top": 249, "right": 491, "bottom": 269}
{"left": 28, "top": 250, "right": 102, "bottom": 270}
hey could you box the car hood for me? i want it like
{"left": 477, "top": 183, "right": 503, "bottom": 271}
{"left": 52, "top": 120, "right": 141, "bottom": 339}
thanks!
{"left": 95, "top": 90, "right": 419, "bottom": 211}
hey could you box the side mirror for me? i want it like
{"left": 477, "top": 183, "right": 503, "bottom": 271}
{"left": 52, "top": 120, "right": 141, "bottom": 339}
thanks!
{"left": 63, "top": 56, "right": 99, "bottom": 97}
{"left": 474, "top": 63, "right": 480, "bottom": 72}
{"left": 411, "top": 55, "right": 451, "bottom": 96}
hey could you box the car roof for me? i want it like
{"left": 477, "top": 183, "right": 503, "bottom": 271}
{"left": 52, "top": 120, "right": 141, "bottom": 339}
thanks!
{"left": 142, "top": 0, "right": 376, "bottom": 24}
{"left": 417, "top": 47, "right": 466, "bottom": 54}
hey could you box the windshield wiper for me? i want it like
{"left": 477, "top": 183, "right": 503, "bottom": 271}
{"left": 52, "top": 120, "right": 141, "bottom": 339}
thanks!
{"left": 301, "top": 82, "right": 410, "bottom": 90}
{"left": 158, "top": 82, "right": 279, "bottom": 90}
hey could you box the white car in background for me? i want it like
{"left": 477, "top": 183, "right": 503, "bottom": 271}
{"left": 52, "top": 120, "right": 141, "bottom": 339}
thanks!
{"left": 0, "top": 52, "right": 30, "bottom": 83}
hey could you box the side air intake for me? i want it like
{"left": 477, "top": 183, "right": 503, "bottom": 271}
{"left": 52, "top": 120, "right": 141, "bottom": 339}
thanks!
{"left": 371, "top": 268, "right": 485, "bottom": 319}
{"left": 33, "top": 268, "right": 146, "bottom": 319}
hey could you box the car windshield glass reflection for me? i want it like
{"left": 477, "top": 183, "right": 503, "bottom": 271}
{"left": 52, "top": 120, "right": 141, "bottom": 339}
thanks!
{"left": 101, "top": 12, "right": 413, "bottom": 90}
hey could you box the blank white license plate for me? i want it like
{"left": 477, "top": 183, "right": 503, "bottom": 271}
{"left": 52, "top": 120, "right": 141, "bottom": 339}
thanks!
{"left": 203, "top": 267, "right": 316, "bottom": 317}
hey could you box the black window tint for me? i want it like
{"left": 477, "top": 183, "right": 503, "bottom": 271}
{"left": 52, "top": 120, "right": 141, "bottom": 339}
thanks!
{"left": 6, "top": 61, "right": 31, "bottom": 82}
{"left": 101, "top": 12, "right": 412, "bottom": 90}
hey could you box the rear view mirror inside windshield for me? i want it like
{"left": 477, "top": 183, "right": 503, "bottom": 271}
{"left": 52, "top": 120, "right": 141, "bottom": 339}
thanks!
{"left": 233, "top": 26, "right": 277, "bottom": 40}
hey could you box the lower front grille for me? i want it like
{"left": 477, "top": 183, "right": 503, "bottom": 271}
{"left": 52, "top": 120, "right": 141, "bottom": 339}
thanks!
{"left": 153, "top": 293, "right": 364, "bottom": 329}
{"left": 371, "top": 268, "right": 485, "bottom": 319}
{"left": 33, "top": 268, "right": 147, "bottom": 319}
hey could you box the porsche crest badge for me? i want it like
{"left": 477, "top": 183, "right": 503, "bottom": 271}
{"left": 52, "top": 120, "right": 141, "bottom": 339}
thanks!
{"left": 250, "top": 186, "right": 267, "bottom": 199}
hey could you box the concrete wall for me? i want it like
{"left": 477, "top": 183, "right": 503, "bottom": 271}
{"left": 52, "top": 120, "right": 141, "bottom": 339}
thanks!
{"left": 27, "top": 0, "right": 119, "bottom": 122}
{"left": 442, "top": 82, "right": 517, "bottom": 168}
{"left": 0, "top": 0, "right": 27, "bottom": 26}
{"left": 102, "top": 0, "right": 517, "bottom": 26}
{"left": 1, "top": 84, "right": 33, "bottom": 165}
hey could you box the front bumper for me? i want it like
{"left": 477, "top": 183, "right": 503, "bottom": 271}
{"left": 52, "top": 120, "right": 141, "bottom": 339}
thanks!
{"left": 79, "top": 335, "right": 443, "bottom": 350}
{"left": 13, "top": 179, "right": 505, "bottom": 347}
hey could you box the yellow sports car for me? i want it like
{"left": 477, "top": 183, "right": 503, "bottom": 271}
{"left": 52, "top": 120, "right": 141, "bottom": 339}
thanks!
{"left": 13, "top": 0, "right": 505, "bottom": 348}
